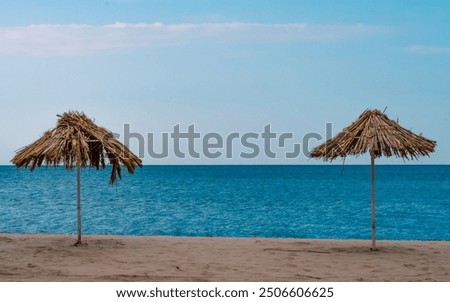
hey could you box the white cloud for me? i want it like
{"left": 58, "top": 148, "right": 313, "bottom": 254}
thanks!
{"left": 408, "top": 45, "right": 450, "bottom": 55}
{"left": 0, "top": 22, "right": 387, "bottom": 56}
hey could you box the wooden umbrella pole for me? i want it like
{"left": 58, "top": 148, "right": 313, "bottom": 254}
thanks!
{"left": 371, "top": 154, "right": 376, "bottom": 250}
{"left": 76, "top": 162, "right": 82, "bottom": 245}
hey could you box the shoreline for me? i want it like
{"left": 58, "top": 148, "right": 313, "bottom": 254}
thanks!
{"left": 2, "top": 231, "right": 449, "bottom": 242}
{"left": 1, "top": 233, "right": 449, "bottom": 281}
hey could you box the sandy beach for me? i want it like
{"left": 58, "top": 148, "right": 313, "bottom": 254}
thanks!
{"left": 0, "top": 233, "right": 449, "bottom": 281}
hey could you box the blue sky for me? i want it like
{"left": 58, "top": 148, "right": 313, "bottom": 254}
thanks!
{"left": 1, "top": 0, "right": 449, "bottom": 164}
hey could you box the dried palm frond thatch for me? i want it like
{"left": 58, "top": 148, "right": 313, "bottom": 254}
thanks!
{"left": 12, "top": 111, "right": 142, "bottom": 184}
{"left": 310, "top": 109, "right": 436, "bottom": 250}
{"left": 310, "top": 109, "right": 436, "bottom": 160}
{"left": 11, "top": 111, "right": 143, "bottom": 244}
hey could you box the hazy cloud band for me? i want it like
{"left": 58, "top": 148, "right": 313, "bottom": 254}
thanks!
{"left": 0, "top": 22, "right": 387, "bottom": 56}
{"left": 408, "top": 45, "right": 450, "bottom": 55}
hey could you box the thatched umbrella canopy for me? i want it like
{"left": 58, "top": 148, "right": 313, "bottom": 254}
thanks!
{"left": 310, "top": 109, "right": 436, "bottom": 249}
{"left": 11, "top": 111, "right": 142, "bottom": 244}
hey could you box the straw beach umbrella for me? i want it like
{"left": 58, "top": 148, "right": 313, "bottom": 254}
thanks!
{"left": 11, "top": 111, "right": 142, "bottom": 245}
{"left": 310, "top": 109, "right": 436, "bottom": 249}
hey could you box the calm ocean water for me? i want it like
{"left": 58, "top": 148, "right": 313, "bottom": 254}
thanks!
{"left": 0, "top": 165, "right": 449, "bottom": 240}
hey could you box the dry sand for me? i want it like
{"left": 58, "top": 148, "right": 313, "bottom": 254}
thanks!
{"left": 0, "top": 233, "right": 449, "bottom": 281}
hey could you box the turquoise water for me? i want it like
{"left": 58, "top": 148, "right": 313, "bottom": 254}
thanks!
{"left": 0, "top": 165, "right": 449, "bottom": 240}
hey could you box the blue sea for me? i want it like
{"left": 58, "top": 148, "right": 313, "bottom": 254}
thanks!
{"left": 0, "top": 165, "right": 449, "bottom": 240}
